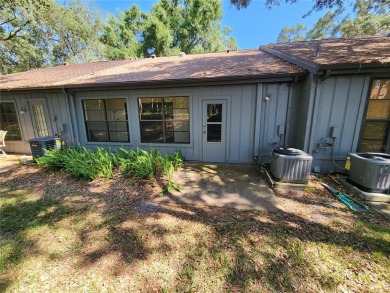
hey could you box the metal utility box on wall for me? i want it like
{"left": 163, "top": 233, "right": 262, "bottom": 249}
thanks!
{"left": 348, "top": 153, "right": 390, "bottom": 193}
{"left": 270, "top": 148, "right": 313, "bottom": 183}
{"left": 29, "top": 137, "right": 61, "bottom": 159}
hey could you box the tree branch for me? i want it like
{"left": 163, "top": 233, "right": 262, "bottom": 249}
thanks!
{"left": 0, "top": 20, "right": 31, "bottom": 41}
{"left": 0, "top": 16, "right": 17, "bottom": 26}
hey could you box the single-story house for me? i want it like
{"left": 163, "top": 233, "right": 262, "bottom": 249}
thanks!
{"left": 0, "top": 35, "right": 389, "bottom": 173}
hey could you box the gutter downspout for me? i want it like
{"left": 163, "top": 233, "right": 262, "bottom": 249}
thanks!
{"left": 63, "top": 88, "right": 80, "bottom": 146}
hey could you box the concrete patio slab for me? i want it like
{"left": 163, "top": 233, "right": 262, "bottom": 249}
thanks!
{"left": 154, "top": 163, "right": 283, "bottom": 212}
{"left": 0, "top": 155, "right": 32, "bottom": 173}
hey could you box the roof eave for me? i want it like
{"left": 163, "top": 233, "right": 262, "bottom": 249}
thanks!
{"left": 318, "top": 62, "right": 390, "bottom": 71}
{"left": 0, "top": 72, "right": 307, "bottom": 92}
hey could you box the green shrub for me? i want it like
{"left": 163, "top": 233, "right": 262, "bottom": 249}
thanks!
{"left": 36, "top": 147, "right": 184, "bottom": 184}
{"left": 118, "top": 148, "right": 183, "bottom": 179}
{"left": 36, "top": 147, "right": 113, "bottom": 180}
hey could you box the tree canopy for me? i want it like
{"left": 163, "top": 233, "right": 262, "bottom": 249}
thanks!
{"left": 102, "top": 0, "right": 237, "bottom": 58}
{"left": 230, "top": 0, "right": 385, "bottom": 13}
{"left": 0, "top": 0, "right": 104, "bottom": 74}
{"left": 277, "top": 0, "right": 389, "bottom": 42}
{"left": 1, "top": 0, "right": 237, "bottom": 73}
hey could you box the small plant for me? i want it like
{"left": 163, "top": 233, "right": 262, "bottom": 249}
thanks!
{"left": 161, "top": 162, "right": 183, "bottom": 194}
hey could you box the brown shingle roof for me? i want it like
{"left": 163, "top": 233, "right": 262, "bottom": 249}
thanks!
{"left": 0, "top": 50, "right": 304, "bottom": 91}
{"left": 0, "top": 60, "right": 134, "bottom": 91}
{"left": 261, "top": 35, "right": 390, "bottom": 73}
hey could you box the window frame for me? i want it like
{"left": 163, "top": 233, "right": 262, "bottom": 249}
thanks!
{"left": 358, "top": 78, "right": 390, "bottom": 153}
{"left": 0, "top": 100, "right": 23, "bottom": 141}
{"left": 137, "top": 95, "right": 192, "bottom": 147}
{"left": 81, "top": 97, "right": 131, "bottom": 144}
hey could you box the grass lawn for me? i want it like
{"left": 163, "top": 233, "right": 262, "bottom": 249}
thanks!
{"left": 1, "top": 165, "right": 389, "bottom": 292}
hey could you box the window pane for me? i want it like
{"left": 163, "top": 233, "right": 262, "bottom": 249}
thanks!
{"left": 165, "top": 121, "right": 189, "bottom": 132}
{"left": 360, "top": 140, "right": 385, "bottom": 152}
{"left": 88, "top": 131, "right": 109, "bottom": 142}
{"left": 0, "top": 103, "right": 16, "bottom": 113}
{"left": 164, "top": 97, "right": 189, "bottom": 120}
{"left": 106, "top": 109, "right": 127, "bottom": 121}
{"left": 108, "top": 121, "right": 128, "bottom": 132}
{"left": 84, "top": 110, "right": 106, "bottom": 121}
{"left": 370, "top": 80, "right": 390, "bottom": 99}
{"left": 207, "top": 124, "right": 221, "bottom": 142}
{"left": 362, "top": 121, "right": 388, "bottom": 140}
{"left": 165, "top": 97, "right": 189, "bottom": 108}
{"left": 84, "top": 99, "right": 105, "bottom": 110}
{"left": 0, "top": 102, "right": 22, "bottom": 140}
{"left": 166, "top": 132, "right": 190, "bottom": 143}
{"left": 207, "top": 104, "right": 222, "bottom": 122}
{"left": 140, "top": 121, "right": 164, "bottom": 143}
{"left": 83, "top": 98, "right": 129, "bottom": 143}
{"left": 139, "top": 98, "right": 163, "bottom": 120}
{"left": 109, "top": 132, "right": 129, "bottom": 142}
{"left": 86, "top": 121, "right": 107, "bottom": 131}
{"left": 106, "top": 99, "right": 126, "bottom": 110}
{"left": 366, "top": 100, "right": 390, "bottom": 119}
{"left": 106, "top": 99, "right": 128, "bottom": 121}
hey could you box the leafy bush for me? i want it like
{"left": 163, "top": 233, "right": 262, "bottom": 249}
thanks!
{"left": 118, "top": 148, "right": 183, "bottom": 179}
{"left": 36, "top": 147, "right": 184, "bottom": 185}
{"left": 36, "top": 147, "right": 113, "bottom": 180}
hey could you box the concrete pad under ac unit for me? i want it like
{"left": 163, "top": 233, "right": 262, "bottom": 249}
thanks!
{"left": 338, "top": 178, "right": 390, "bottom": 203}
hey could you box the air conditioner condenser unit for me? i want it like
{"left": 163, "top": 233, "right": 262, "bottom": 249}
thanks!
{"left": 29, "top": 136, "right": 62, "bottom": 159}
{"left": 270, "top": 148, "right": 313, "bottom": 183}
{"left": 348, "top": 153, "right": 390, "bottom": 193}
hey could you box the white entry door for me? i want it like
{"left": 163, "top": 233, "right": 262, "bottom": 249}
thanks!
{"left": 202, "top": 100, "right": 227, "bottom": 162}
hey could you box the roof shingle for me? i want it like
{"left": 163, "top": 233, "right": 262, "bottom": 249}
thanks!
{"left": 261, "top": 35, "right": 390, "bottom": 72}
{"left": 0, "top": 50, "right": 304, "bottom": 91}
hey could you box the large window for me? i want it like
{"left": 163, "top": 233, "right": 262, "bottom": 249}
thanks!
{"left": 360, "top": 79, "right": 390, "bottom": 152}
{"left": 0, "top": 102, "right": 22, "bottom": 140}
{"left": 138, "top": 97, "right": 190, "bottom": 144}
{"left": 83, "top": 99, "right": 129, "bottom": 142}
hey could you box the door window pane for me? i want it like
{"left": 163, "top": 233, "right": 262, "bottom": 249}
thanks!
{"left": 207, "top": 104, "right": 222, "bottom": 122}
{"left": 83, "top": 99, "right": 129, "bottom": 143}
{"left": 0, "top": 102, "right": 22, "bottom": 140}
{"left": 32, "top": 104, "right": 49, "bottom": 137}
{"left": 207, "top": 124, "right": 222, "bottom": 142}
{"left": 138, "top": 97, "right": 190, "bottom": 144}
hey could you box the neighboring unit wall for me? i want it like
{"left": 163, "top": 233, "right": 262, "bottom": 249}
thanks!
{"left": 307, "top": 75, "right": 370, "bottom": 173}
{"left": 255, "top": 83, "right": 292, "bottom": 163}
{"left": 0, "top": 91, "right": 74, "bottom": 154}
{"left": 288, "top": 74, "right": 316, "bottom": 151}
